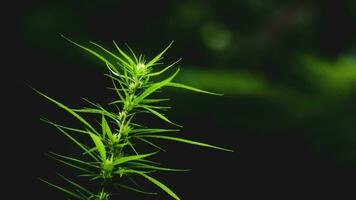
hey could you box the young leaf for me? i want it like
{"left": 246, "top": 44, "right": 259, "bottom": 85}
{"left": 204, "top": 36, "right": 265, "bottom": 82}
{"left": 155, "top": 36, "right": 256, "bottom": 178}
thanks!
{"left": 88, "top": 131, "right": 106, "bottom": 161}
{"left": 146, "top": 41, "right": 174, "bottom": 67}
{"left": 148, "top": 58, "right": 181, "bottom": 77}
{"left": 61, "top": 35, "right": 118, "bottom": 74}
{"left": 102, "top": 115, "right": 114, "bottom": 141}
{"left": 113, "top": 40, "right": 135, "bottom": 66}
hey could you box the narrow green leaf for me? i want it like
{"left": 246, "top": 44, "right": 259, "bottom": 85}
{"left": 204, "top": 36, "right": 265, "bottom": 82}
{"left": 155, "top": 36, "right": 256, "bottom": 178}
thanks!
{"left": 113, "top": 152, "right": 157, "bottom": 166}
{"left": 41, "top": 118, "right": 90, "bottom": 135}
{"left": 88, "top": 131, "right": 106, "bottom": 161}
{"left": 141, "top": 98, "right": 170, "bottom": 104}
{"left": 102, "top": 115, "right": 114, "bottom": 141}
{"left": 135, "top": 68, "right": 180, "bottom": 104}
{"left": 166, "top": 82, "right": 223, "bottom": 96}
{"left": 140, "top": 106, "right": 181, "bottom": 127}
{"left": 48, "top": 154, "right": 94, "bottom": 174}
{"left": 61, "top": 35, "right": 117, "bottom": 73}
{"left": 139, "top": 135, "right": 234, "bottom": 152}
{"left": 130, "top": 128, "right": 179, "bottom": 135}
{"left": 113, "top": 40, "right": 135, "bottom": 65}
{"left": 33, "top": 88, "right": 99, "bottom": 135}
{"left": 129, "top": 162, "right": 189, "bottom": 172}
{"left": 114, "top": 183, "right": 157, "bottom": 195}
{"left": 52, "top": 126, "right": 99, "bottom": 162}
{"left": 49, "top": 152, "right": 99, "bottom": 168}
{"left": 89, "top": 41, "right": 130, "bottom": 71}
{"left": 56, "top": 173, "right": 93, "bottom": 196}
{"left": 148, "top": 58, "right": 181, "bottom": 77}
{"left": 39, "top": 179, "right": 84, "bottom": 200}
{"left": 146, "top": 41, "right": 174, "bottom": 67}
{"left": 133, "top": 136, "right": 166, "bottom": 152}
{"left": 125, "top": 43, "right": 139, "bottom": 64}
{"left": 128, "top": 170, "right": 180, "bottom": 200}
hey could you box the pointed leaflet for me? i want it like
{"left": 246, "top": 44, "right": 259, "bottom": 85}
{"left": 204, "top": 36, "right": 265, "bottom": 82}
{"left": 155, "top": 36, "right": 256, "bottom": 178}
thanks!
{"left": 142, "top": 98, "right": 170, "bottom": 104}
{"left": 113, "top": 152, "right": 157, "bottom": 166}
{"left": 139, "top": 135, "right": 234, "bottom": 152}
{"left": 61, "top": 35, "right": 119, "bottom": 74}
{"left": 88, "top": 131, "right": 106, "bottom": 161}
{"left": 166, "top": 82, "right": 223, "bottom": 96}
{"left": 48, "top": 153, "right": 94, "bottom": 174}
{"left": 135, "top": 68, "right": 180, "bottom": 104}
{"left": 148, "top": 58, "right": 182, "bottom": 77}
{"left": 114, "top": 183, "right": 157, "bottom": 195}
{"left": 126, "top": 170, "right": 180, "bottom": 200}
{"left": 49, "top": 152, "right": 99, "bottom": 168}
{"left": 41, "top": 118, "right": 89, "bottom": 135}
{"left": 90, "top": 41, "right": 131, "bottom": 71}
{"left": 33, "top": 88, "right": 99, "bottom": 135}
{"left": 140, "top": 105, "right": 181, "bottom": 127}
{"left": 52, "top": 125, "right": 99, "bottom": 162}
{"left": 130, "top": 128, "right": 179, "bottom": 135}
{"left": 125, "top": 43, "right": 139, "bottom": 64}
{"left": 128, "top": 162, "right": 189, "bottom": 172}
{"left": 146, "top": 41, "right": 174, "bottom": 67}
{"left": 56, "top": 173, "right": 93, "bottom": 196}
{"left": 113, "top": 40, "right": 135, "bottom": 66}
{"left": 39, "top": 179, "right": 85, "bottom": 200}
{"left": 133, "top": 136, "right": 166, "bottom": 152}
{"left": 102, "top": 115, "right": 114, "bottom": 141}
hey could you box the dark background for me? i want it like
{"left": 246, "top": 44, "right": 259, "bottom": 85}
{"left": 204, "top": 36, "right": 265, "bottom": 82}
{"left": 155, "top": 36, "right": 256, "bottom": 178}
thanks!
{"left": 9, "top": 0, "right": 356, "bottom": 199}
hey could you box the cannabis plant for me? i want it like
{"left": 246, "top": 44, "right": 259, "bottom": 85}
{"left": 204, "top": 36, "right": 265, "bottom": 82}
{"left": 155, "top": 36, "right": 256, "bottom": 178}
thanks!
{"left": 36, "top": 36, "right": 233, "bottom": 200}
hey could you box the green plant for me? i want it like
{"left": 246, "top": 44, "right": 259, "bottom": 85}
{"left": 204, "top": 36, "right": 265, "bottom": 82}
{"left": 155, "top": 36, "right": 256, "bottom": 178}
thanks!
{"left": 35, "top": 36, "right": 233, "bottom": 200}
